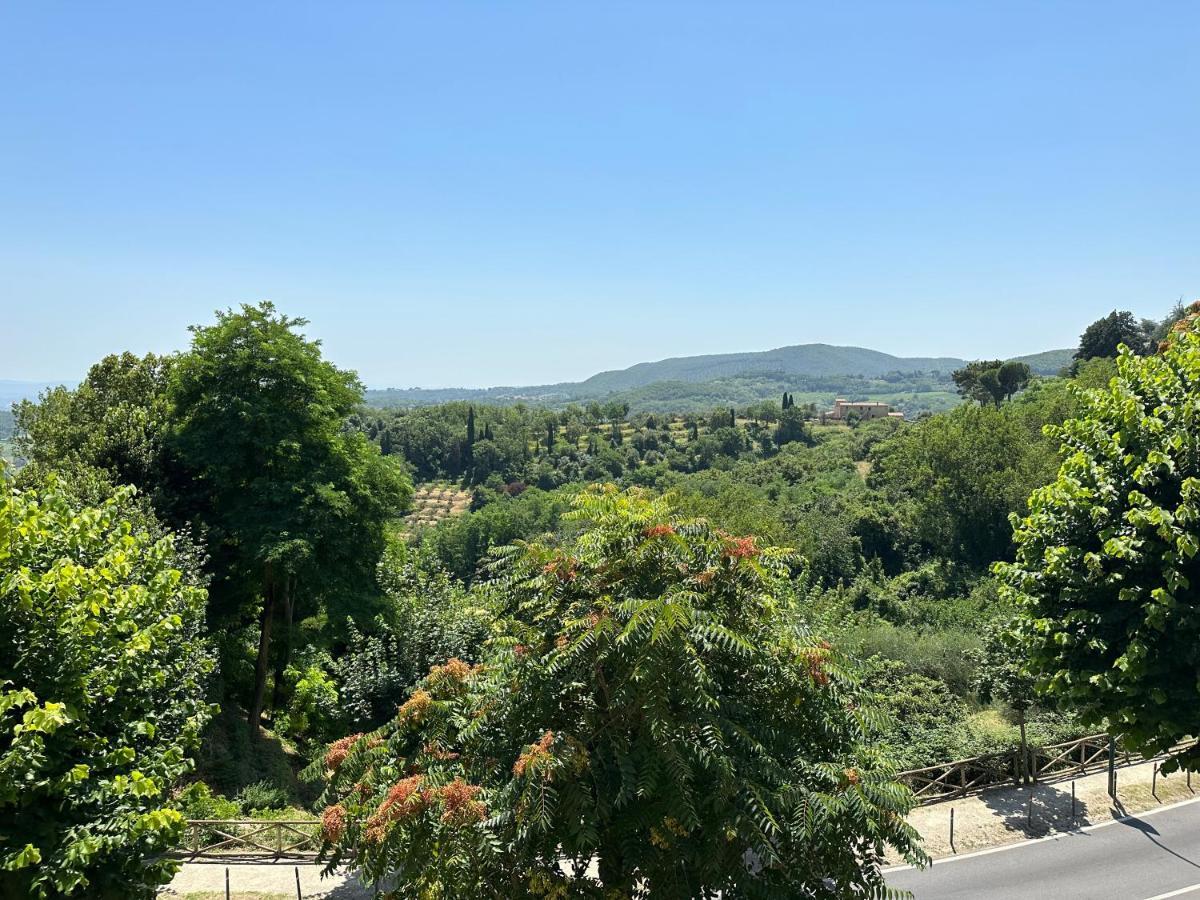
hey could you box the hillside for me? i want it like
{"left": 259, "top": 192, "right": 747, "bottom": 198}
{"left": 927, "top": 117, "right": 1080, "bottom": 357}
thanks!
{"left": 575, "top": 344, "right": 967, "bottom": 392}
{"left": 365, "top": 342, "right": 1073, "bottom": 412}
{"left": 1009, "top": 348, "right": 1074, "bottom": 375}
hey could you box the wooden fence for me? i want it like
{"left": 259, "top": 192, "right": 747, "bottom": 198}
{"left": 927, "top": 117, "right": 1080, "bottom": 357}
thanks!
{"left": 898, "top": 733, "right": 1197, "bottom": 805}
{"left": 171, "top": 819, "right": 321, "bottom": 861}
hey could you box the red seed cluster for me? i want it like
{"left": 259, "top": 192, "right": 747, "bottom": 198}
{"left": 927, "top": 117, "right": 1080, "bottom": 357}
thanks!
{"left": 513, "top": 730, "right": 555, "bottom": 778}
{"left": 801, "top": 647, "right": 831, "bottom": 687}
{"left": 321, "top": 803, "right": 348, "bottom": 843}
{"left": 365, "top": 774, "right": 429, "bottom": 842}
{"left": 324, "top": 733, "right": 365, "bottom": 772}
{"left": 438, "top": 778, "right": 486, "bottom": 824}
{"left": 397, "top": 689, "right": 433, "bottom": 724}
{"left": 643, "top": 524, "right": 676, "bottom": 538}
{"left": 724, "top": 536, "right": 759, "bottom": 559}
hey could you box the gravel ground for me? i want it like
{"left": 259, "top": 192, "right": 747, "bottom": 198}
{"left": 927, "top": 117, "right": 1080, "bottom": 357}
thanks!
{"left": 160, "top": 862, "right": 371, "bottom": 899}
{"left": 900, "top": 755, "right": 1197, "bottom": 860}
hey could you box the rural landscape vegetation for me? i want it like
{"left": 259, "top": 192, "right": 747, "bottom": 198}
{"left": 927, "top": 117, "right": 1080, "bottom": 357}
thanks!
{"left": 3, "top": 298, "right": 1199, "bottom": 897}
{"left": 3, "top": 2, "right": 1198, "bottom": 896}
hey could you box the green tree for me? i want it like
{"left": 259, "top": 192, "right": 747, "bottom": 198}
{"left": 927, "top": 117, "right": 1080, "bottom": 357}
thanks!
{"left": 998, "top": 326, "right": 1200, "bottom": 772}
{"left": 315, "top": 486, "right": 924, "bottom": 898}
{"left": 951, "top": 359, "right": 1005, "bottom": 406}
{"left": 14, "top": 352, "right": 173, "bottom": 496}
{"left": 168, "top": 302, "right": 411, "bottom": 734}
{"left": 870, "top": 404, "right": 1055, "bottom": 567}
{"left": 1075, "top": 309, "right": 1148, "bottom": 360}
{"left": 773, "top": 406, "right": 812, "bottom": 447}
{"left": 997, "top": 361, "right": 1032, "bottom": 401}
{"left": 0, "top": 473, "right": 212, "bottom": 898}
{"left": 971, "top": 622, "right": 1037, "bottom": 783}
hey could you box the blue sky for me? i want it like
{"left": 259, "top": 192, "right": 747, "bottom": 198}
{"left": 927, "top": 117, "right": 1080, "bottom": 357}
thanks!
{"left": 1, "top": 2, "right": 1196, "bottom": 387}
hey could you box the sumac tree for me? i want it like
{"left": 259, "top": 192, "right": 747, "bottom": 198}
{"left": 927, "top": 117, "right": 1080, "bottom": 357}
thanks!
{"left": 315, "top": 486, "right": 924, "bottom": 898}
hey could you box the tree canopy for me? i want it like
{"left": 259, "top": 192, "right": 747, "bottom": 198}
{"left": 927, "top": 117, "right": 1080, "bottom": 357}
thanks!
{"left": 1075, "top": 309, "right": 1149, "bottom": 361}
{"left": 0, "top": 473, "right": 212, "bottom": 898}
{"left": 999, "top": 320, "right": 1200, "bottom": 772}
{"left": 167, "top": 301, "right": 412, "bottom": 732}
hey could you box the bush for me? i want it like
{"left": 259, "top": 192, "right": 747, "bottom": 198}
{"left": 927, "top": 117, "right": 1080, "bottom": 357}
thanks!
{"left": 0, "top": 476, "right": 213, "bottom": 898}
{"left": 842, "top": 620, "right": 982, "bottom": 698}
{"left": 236, "top": 780, "right": 290, "bottom": 813}
{"left": 337, "top": 555, "right": 492, "bottom": 730}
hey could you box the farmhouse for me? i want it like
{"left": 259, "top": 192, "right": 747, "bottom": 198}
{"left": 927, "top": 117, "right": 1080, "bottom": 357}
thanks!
{"left": 821, "top": 398, "right": 904, "bottom": 423}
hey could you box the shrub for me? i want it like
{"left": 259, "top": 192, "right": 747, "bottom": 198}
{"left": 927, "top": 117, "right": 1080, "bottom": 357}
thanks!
{"left": 236, "top": 780, "right": 290, "bottom": 813}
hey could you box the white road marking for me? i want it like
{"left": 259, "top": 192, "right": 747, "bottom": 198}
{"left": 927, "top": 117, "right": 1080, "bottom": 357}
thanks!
{"left": 883, "top": 795, "right": 1200, "bottom": 873}
{"left": 1142, "top": 883, "right": 1200, "bottom": 900}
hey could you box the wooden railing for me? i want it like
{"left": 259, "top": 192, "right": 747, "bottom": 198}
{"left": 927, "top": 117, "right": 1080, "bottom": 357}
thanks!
{"left": 172, "top": 820, "right": 321, "bottom": 861}
{"left": 898, "top": 733, "right": 1198, "bottom": 806}
{"left": 897, "top": 749, "right": 1020, "bottom": 805}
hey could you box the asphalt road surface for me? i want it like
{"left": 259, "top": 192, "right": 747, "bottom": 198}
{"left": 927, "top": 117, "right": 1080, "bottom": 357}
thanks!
{"left": 887, "top": 798, "right": 1200, "bottom": 899}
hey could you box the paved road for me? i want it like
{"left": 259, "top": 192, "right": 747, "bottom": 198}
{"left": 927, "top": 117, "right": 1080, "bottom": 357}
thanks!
{"left": 887, "top": 798, "right": 1200, "bottom": 899}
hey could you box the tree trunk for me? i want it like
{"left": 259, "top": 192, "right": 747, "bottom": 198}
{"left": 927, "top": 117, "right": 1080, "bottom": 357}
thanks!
{"left": 270, "top": 576, "right": 295, "bottom": 717}
{"left": 248, "top": 567, "right": 276, "bottom": 735}
{"left": 1018, "top": 709, "right": 1030, "bottom": 785}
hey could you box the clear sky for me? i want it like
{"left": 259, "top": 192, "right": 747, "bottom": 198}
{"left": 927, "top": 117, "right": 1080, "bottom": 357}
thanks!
{"left": 1, "top": 2, "right": 1196, "bottom": 388}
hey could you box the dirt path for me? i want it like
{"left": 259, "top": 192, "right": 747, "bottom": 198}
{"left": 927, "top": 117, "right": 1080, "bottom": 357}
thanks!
{"left": 901, "top": 755, "right": 1198, "bottom": 860}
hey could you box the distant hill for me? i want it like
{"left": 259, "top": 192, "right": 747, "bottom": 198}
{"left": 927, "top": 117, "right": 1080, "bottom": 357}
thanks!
{"left": 1009, "top": 348, "right": 1073, "bottom": 376}
{"left": 365, "top": 343, "right": 1075, "bottom": 410}
{"left": 573, "top": 344, "right": 967, "bottom": 393}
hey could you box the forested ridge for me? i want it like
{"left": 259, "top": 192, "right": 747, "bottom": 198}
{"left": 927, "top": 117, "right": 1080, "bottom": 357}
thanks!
{"left": 2, "top": 299, "right": 1198, "bottom": 897}
{"left": 363, "top": 344, "right": 1073, "bottom": 414}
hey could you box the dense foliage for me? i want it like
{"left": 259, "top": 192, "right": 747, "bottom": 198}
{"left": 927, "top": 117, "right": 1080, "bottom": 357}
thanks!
{"left": 316, "top": 487, "right": 925, "bottom": 898}
{"left": 5, "top": 299, "right": 1190, "bottom": 889}
{"left": 167, "top": 302, "right": 413, "bottom": 732}
{"left": 1001, "top": 314, "right": 1200, "bottom": 772}
{"left": 0, "top": 474, "right": 212, "bottom": 898}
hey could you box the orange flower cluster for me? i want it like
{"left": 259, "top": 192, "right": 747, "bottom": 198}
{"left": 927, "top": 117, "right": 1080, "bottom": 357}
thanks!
{"left": 513, "top": 730, "right": 555, "bottom": 778}
{"left": 324, "top": 733, "right": 365, "bottom": 772}
{"left": 800, "top": 647, "right": 830, "bottom": 687}
{"left": 555, "top": 634, "right": 570, "bottom": 649}
{"left": 513, "top": 644, "right": 529, "bottom": 657}
{"left": 321, "top": 803, "right": 348, "bottom": 843}
{"left": 843, "top": 768, "right": 861, "bottom": 787}
{"left": 724, "top": 536, "right": 759, "bottom": 559}
{"left": 397, "top": 689, "right": 433, "bottom": 724}
{"left": 643, "top": 524, "right": 676, "bottom": 538}
{"left": 438, "top": 778, "right": 487, "bottom": 824}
